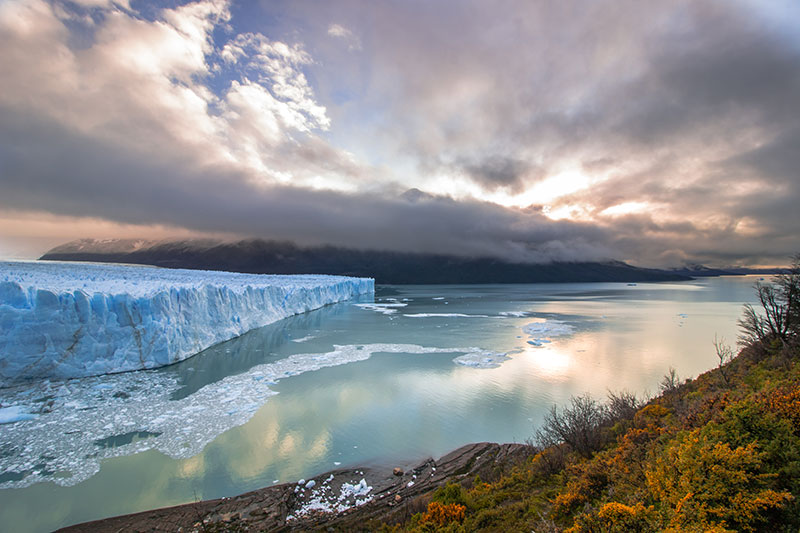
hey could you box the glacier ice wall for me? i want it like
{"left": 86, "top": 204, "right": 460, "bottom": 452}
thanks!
{"left": 0, "top": 261, "right": 373, "bottom": 383}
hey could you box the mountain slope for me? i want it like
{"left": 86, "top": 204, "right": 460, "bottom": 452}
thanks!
{"left": 41, "top": 238, "right": 691, "bottom": 284}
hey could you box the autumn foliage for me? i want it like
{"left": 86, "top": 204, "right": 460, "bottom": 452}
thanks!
{"left": 394, "top": 265, "right": 800, "bottom": 532}
{"left": 420, "top": 502, "right": 466, "bottom": 527}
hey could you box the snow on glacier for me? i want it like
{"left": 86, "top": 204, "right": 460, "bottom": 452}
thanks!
{"left": 0, "top": 343, "right": 505, "bottom": 489}
{"left": 0, "top": 261, "right": 374, "bottom": 383}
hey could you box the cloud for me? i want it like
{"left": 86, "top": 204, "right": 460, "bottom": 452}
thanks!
{"left": 0, "top": 0, "right": 798, "bottom": 267}
{"left": 327, "top": 23, "right": 361, "bottom": 51}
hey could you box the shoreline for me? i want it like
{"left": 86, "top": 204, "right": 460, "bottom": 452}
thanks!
{"left": 58, "top": 442, "right": 533, "bottom": 532}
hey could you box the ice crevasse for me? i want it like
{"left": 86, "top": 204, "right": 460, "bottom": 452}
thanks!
{"left": 0, "top": 261, "right": 374, "bottom": 383}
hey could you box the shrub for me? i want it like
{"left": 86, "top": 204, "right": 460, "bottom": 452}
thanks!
{"left": 431, "top": 482, "right": 468, "bottom": 507}
{"left": 420, "top": 501, "right": 466, "bottom": 527}
{"left": 739, "top": 253, "right": 800, "bottom": 347}
{"left": 535, "top": 394, "right": 607, "bottom": 458}
{"left": 567, "top": 502, "right": 659, "bottom": 533}
{"left": 645, "top": 428, "right": 793, "bottom": 532}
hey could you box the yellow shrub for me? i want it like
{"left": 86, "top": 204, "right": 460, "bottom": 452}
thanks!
{"left": 420, "top": 501, "right": 466, "bottom": 527}
{"left": 567, "top": 501, "right": 658, "bottom": 532}
{"left": 645, "top": 429, "right": 792, "bottom": 532}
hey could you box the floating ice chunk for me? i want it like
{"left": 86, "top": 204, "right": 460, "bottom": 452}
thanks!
{"left": 522, "top": 320, "right": 574, "bottom": 337}
{"left": 453, "top": 351, "right": 510, "bottom": 369}
{"left": 353, "top": 303, "right": 407, "bottom": 315}
{"left": 432, "top": 297, "right": 445, "bottom": 300}
{"left": 0, "top": 261, "right": 374, "bottom": 383}
{"left": 291, "top": 335, "right": 317, "bottom": 343}
{"left": 0, "top": 406, "right": 37, "bottom": 424}
{"left": 334, "top": 462, "right": 341, "bottom": 466}
{"left": 527, "top": 339, "right": 551, "bottom": 347}
{"left": 499, "top": 311, "right": 531, "bottom": 317}
{"left": 404, "top": 313, "right": 489, "bottom": 318}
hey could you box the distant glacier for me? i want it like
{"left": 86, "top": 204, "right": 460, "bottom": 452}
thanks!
{"left": 0, "top": 261, "right": 374, "bottom": 383}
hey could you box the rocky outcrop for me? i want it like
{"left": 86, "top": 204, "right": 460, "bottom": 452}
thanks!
{"left": 58, "top": 442, "right": 534, "bottom": 532}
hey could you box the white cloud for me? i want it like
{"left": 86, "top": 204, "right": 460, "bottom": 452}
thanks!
{"left": 0, "top": 0, "right": 339, "bottom": 186}
{"left": 327, "top": 23, "right": 361, "bottom": 51}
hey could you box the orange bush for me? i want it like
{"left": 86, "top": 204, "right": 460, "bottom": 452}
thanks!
{"left": 646, "top": 428, "right": 792, "bottom": 531}
{"left": 567, "top": 502, "right": 658, "bottom": 532}
{"left": 763, "top": 385, "right": 800, "bottom": 428}
{"left": 420, "top": 501, "right": 466, "bottom": 527}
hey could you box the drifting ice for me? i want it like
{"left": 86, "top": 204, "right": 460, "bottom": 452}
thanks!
{"left": 0, "top": 261, "right": 373, "bottom": 383}
{"left": 0, "top": 342, "right": 503, "bottom": 488}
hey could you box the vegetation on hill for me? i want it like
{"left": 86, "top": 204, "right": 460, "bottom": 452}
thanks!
{"left": 383, "top": 255, "right": 800, "bottom": 532}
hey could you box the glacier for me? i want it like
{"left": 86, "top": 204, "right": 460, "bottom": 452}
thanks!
{"left": 0, "top": 261, "right": 374, "bottom": 383}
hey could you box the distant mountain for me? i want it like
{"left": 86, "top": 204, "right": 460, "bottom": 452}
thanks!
{"left": 667, "top": 264, "right": 737, "bottom": 277}
{"left": 41, "top": 238, "right": 692, "bottom": 284}
{"left": 668, "top": 263, "right": 785, "bottom": 277}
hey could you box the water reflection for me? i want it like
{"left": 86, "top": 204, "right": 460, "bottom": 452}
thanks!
{"left": 167, "top": 296, "right": 370, "bottom": 400}
{"left": 0, "top": 277, "right": 761, "bottom": 533}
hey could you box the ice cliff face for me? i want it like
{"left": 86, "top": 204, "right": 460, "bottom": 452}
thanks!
{"left": 0, "top": 261, "right": 374, "bottom": 383}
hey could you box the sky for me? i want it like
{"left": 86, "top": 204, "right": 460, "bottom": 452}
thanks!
{"left": 1, "top": 0, "right": 799, "bottom": 266}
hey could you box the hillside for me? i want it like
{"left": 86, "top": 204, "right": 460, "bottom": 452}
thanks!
{"left": 41, "top": 238, "right": 691, "bottom": 284}
{"left": 375, "top": 260, "right": 800, "bottom": 532}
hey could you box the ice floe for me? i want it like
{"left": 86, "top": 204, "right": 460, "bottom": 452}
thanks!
{"left": 353, "top": 303, "right": 407, "bottom": 315}
{"left": 522, "top": 319, "right": 575, "bottom": 347}
{"left": 453, "top": 351, "right": 510, "bottom": 369}
{"left": 290, "top": 335, "right": 317, "bottom": 343}
{"left": 0, "top": 405, "right": 37, "bottom": 424}
{"left": 0, "top": 343, "right": 505, "bottom": 489}
{"left": 403, "top": 313, "right": 489, "bottom": 318}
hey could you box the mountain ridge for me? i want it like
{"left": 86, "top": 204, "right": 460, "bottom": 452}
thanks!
{"left": 41, "top": 238, "right": 692, "bottom": 284}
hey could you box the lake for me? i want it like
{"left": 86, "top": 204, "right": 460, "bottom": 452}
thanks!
{"left": 0, "top": 276, "right": 761, "bottom": 532}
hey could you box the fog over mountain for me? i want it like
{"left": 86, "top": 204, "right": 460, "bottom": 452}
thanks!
{"left": 41, "top": 238, "right": 693, "bottom": 284}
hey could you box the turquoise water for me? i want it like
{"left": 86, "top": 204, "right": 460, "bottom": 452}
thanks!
{"left": 0, "top": 276, "right": 761, "bottom": 531}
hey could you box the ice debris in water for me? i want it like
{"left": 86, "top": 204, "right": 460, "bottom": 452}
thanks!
{"left": 0, "top": 405, "right": 38, "bottom": 424}
{"left": 453, "top": 351, "right": 510, "bottom": 369}
{"left": 522, "top": 319, "right": 574, "bottom": 347}
{"left": 527, "top": 339, "right": 551, "bottom": 347}
{"left": 353, "top": 302, "right": 407, "bottom": 315}
{"left": 499, "top": 311, "right": 531, "bottom": 317}
{"left": 0, "top": 261, "right": 374, "bottom": 383}
{"left": 0, "top": 343, "right": 505, "bottom": 489}
{"left": 403, "top": 313, "right": 489, "bottom": 318}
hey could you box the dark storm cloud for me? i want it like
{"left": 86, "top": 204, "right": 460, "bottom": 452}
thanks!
{"left": 455, "top": 156, "right": 537, "bottom": 193}
{"left": 0, "top": 107, "right": 613, "bottom": 263}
